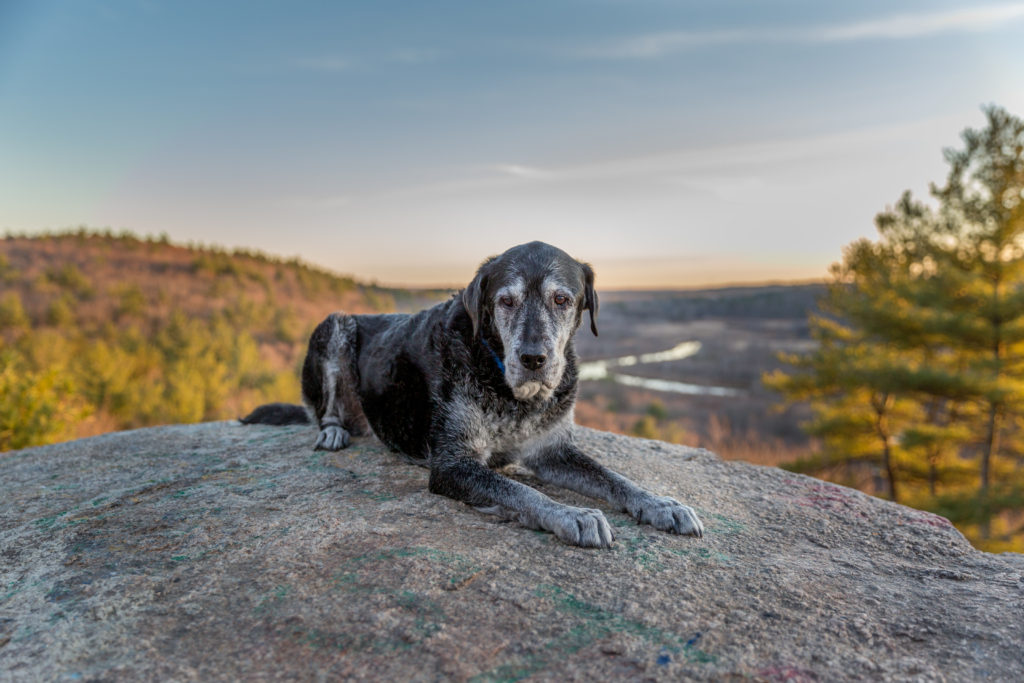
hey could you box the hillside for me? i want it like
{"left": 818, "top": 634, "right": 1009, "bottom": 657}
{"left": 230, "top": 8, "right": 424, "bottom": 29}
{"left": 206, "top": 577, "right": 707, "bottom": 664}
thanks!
{"left": 0, "top": 230, "right": 450, "bottom": 448}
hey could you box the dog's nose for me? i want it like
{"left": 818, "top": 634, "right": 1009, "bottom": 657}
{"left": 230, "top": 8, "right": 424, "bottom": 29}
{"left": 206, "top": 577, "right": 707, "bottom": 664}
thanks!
{"left": 519, "top": 353, "right": 547, "bottom": 371}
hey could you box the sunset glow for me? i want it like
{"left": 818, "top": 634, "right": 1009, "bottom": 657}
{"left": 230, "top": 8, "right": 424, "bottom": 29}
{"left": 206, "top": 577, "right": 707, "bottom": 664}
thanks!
{"left": 2, "top": 1, "right": 1022, "bottom": 287}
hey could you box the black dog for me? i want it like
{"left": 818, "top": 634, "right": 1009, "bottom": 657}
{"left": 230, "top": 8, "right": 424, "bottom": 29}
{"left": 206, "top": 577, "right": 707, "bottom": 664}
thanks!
{"left": 242, "top": 241, "right": 703, "bottom": 547}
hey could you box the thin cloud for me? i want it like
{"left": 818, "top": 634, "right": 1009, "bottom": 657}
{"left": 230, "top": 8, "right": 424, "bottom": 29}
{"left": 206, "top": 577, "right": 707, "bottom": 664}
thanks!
{"left": 817, "top": 4, "right": 1024, "bottom": 41}
{"left": 363, "top": 114, "right": 964, "bottom": 203}
{"left": 490, "top": 164, "right": 559, "bottom": 180}
{"left": 580, "top": 3, "right": 1024, "bottom": 58}
{"left": 582, "top": 29, "right": 770, "bottom": 58}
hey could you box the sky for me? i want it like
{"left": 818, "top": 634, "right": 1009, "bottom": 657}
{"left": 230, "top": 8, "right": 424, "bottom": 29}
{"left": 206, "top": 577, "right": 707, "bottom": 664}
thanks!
{"left": 2, "top": 1, "right": 1023, "bottom": 288}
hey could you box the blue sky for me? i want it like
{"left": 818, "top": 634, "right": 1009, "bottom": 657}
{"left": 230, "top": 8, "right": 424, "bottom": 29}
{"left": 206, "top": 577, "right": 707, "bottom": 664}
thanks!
{"left": 2, "top": 1, "right": 1023, "bottom": 287}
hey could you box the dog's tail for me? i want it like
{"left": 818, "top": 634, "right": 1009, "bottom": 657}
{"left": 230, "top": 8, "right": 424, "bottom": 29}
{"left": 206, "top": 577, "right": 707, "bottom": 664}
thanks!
{"left": 239, "top": 402, "right": 310, "bottom": 426}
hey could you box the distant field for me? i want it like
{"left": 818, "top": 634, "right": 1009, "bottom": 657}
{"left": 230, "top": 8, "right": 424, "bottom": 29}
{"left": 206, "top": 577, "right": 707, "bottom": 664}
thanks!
{"left": 573, "top": 285, "right": 824, "bottom": 466}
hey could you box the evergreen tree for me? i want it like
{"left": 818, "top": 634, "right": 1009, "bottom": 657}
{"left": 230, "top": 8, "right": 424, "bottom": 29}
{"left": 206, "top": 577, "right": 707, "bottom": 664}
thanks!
{"left": 928, "top": 106, "right": 1024, "bottom": 496}
{"left": 766, "top": 237, "right": 934, "bottom": 502}
{"left": 769, "top": 106, "right": 1024, "bottom": 549}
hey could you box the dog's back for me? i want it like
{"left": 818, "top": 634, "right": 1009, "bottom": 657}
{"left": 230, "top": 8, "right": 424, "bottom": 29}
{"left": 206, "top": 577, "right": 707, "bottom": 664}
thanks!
{"left": 349, "top": 302, "right": 463, "bottom": 460}
{"left": 238, "top": 402, "right": 309, "bottom": 425}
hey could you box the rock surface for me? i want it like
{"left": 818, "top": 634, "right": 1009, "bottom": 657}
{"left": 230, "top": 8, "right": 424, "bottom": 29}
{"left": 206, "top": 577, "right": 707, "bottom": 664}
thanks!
{"left": 1, "top": 422, "right": 1022, "bottom": 681}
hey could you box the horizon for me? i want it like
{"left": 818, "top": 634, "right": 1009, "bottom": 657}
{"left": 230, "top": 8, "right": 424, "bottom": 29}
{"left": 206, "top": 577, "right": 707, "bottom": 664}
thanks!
{"left": 4, "top": 227, "right": 828, "bottom": 292}
{"left": 2, "top": 1, "right": 1023, "bottom": 288}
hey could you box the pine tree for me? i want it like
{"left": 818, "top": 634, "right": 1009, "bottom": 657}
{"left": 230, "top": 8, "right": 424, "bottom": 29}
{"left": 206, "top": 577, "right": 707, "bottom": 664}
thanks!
{"left": 766, "top": 237, "right": 938, "bottom": 502}
{"left": 928, "top": 106, "right": 1024, "bottom": 496}
{"left": 768, "top": 106, "right": 1024, "bottom": 548}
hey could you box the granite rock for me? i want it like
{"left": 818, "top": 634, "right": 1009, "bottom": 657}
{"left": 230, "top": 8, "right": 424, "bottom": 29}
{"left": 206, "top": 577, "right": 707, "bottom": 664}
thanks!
{"left": 1, "top": 422, "right": 1022, "bottom": 681}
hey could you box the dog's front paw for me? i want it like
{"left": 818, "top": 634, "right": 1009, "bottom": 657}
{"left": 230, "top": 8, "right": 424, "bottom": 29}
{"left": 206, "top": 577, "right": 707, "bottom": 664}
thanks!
{"left": 314, "top": 425, "right": 351, "bottom": 451}
{"left": 544, "top": 506, "right": 615, "bottom": 548}
{"left": 632, "top": 495, "right": 704, "bottom": 538}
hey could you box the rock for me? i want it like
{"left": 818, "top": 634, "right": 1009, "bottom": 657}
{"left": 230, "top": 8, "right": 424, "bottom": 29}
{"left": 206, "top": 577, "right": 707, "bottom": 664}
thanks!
{"left": 1, "top": 422, "right": 1021, "bottom": 681}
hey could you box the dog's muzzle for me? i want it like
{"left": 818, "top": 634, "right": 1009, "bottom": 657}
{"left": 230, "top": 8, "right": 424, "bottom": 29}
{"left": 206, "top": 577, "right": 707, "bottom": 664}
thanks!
{"left": 506, "top": 343, "right": 561, "bottom": 400}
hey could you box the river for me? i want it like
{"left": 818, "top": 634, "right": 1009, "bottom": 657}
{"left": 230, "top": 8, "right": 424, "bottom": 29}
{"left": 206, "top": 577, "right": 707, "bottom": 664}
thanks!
{"left": 577, "top": 341, "right": 743, "bottom": 397}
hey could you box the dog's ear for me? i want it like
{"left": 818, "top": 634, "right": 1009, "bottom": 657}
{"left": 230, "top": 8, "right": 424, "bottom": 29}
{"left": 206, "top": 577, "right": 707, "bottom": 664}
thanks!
{"left": 462, "top": 270, "right": 489, "bottom": 338}
{"left": 581, "top": 262, "right": 599, "bottom": 337}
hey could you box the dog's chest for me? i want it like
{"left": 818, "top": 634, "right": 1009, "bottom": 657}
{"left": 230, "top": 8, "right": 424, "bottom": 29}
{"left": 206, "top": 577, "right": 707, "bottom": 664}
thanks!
{"left": 446, "top": 391, "right": 563, "bottom": 459}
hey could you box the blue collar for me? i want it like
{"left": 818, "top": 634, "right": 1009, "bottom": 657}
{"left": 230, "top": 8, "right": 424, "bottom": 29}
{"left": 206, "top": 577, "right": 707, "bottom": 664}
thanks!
{"left": 479, "top": 335, "right": 505, "bottom": 374}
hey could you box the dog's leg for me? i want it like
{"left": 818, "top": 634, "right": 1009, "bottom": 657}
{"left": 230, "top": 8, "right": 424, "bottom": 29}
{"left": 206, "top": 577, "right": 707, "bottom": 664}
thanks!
{"left": 523, "top": 439, "right": 704, "bottom": 537}
{"left": 428, "top": 453, "right": 615, "bottom": 548}
{"left": 302, "top": 313, "right": 364, "bottom": 451}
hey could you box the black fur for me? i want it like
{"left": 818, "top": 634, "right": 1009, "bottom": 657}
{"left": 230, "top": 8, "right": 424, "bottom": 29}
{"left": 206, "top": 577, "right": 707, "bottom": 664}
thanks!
{"left": 239, "top": 403, "right": 309, "bottom": 425}
{"left": 242, "top": 241, "right": 704, "bottom": 547}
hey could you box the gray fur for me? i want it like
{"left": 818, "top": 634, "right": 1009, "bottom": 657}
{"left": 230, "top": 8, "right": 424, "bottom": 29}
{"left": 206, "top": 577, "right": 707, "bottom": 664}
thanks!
{"left": 242, "top": 241, "right": 703, "bottom": 547}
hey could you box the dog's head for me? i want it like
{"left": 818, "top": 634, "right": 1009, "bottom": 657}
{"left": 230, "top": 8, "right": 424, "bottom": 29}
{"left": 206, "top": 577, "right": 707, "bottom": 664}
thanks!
{"left": 462, "top": 241, "right": 598, "bottom": 401}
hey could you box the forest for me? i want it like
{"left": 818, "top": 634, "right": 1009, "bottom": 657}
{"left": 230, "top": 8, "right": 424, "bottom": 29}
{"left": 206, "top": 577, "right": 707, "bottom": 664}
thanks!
{"left": 0, "top": 228, "right": 442, "bottom": 449}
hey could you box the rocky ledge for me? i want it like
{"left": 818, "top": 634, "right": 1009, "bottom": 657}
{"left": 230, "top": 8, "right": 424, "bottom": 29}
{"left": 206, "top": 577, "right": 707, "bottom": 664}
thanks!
{"left": 1, "top": 422, "right": 1022, "bottom": 681}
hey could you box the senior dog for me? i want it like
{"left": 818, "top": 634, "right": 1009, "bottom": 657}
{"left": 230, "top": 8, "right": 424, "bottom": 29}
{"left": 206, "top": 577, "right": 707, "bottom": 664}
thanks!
{"left": 242, "top": 241, "right": 703, "bottom": 547}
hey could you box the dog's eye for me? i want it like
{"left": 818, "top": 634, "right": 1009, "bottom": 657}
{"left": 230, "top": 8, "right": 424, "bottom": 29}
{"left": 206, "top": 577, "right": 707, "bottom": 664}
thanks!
{"left": 499, "top": 295, "right": 516, "bottom": 308}
{"left": 553, "top": 294, "right": 569, "bottom": 306}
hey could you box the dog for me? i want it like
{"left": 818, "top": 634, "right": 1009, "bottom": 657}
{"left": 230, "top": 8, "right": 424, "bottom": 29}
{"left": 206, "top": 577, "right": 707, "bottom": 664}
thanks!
{"left": 241, "top": 241, "right": 703, "bottom": 547}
